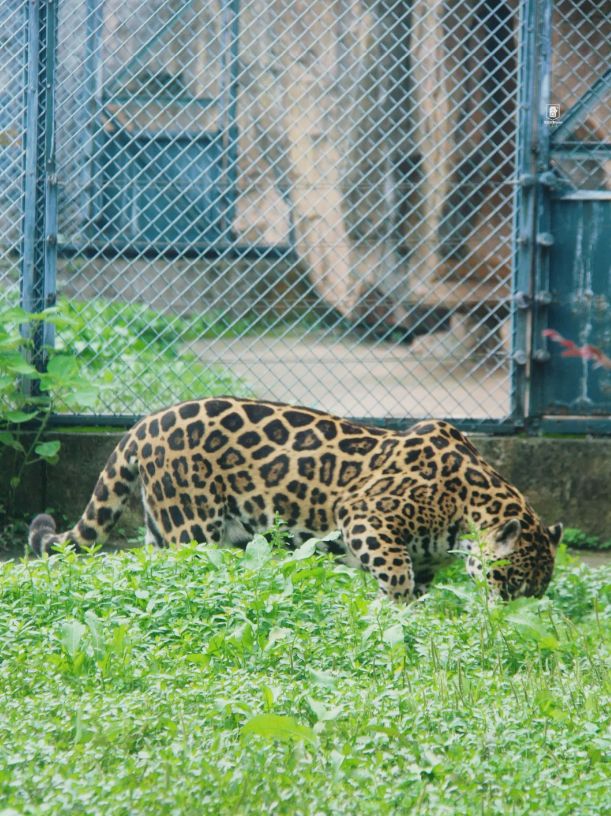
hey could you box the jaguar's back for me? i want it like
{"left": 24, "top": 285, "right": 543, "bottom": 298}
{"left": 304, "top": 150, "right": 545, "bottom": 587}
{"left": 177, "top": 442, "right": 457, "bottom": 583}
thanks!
{"left": 30, "top": 397, "right": 562, "bottom": 601}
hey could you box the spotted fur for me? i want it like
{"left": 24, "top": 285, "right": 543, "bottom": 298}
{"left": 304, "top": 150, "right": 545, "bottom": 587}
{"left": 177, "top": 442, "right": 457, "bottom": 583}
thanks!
{"left": 29, "top": 397, "right": 562, "bottom": 601}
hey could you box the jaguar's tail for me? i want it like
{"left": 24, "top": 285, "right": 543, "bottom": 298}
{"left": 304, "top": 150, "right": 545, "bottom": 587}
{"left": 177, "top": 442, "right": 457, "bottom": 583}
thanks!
{"left": 29, "top": 431, "right": 140, "bottom": 555}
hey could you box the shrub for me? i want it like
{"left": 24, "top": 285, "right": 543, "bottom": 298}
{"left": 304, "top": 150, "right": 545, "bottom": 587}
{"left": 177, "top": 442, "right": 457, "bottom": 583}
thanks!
{"left": 53, "top": 298, "right": 251, "bottom": 414}
{"left": 0, "top": 303, "right": 98, "bottom": 514}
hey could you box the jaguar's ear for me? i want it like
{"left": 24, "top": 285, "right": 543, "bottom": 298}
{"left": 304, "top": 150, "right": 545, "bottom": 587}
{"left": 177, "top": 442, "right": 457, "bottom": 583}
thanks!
{"left": 548, "top": 522, "right": 563, "bottom": 554}
{"left": 494, "top": 519, "right": 522, "bottom": 557}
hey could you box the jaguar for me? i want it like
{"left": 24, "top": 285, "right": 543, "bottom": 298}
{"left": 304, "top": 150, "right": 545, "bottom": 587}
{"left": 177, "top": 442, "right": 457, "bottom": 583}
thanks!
{"left": 29, "top": 397, "right": 562, "bottom": 601}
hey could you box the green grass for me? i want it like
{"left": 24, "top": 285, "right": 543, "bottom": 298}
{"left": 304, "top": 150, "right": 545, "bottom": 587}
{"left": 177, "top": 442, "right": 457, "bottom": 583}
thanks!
{"left": 0, "top": 541, "right": 609, "bottom": 816}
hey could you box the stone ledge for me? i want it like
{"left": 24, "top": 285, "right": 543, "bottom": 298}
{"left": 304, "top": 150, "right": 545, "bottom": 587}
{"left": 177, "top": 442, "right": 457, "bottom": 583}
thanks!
{"left": 3, "top": 431, "right": 610, "bottom": 541}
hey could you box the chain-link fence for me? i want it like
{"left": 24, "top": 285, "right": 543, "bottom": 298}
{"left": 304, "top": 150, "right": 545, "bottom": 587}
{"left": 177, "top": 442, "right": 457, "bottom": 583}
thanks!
{"left": 0, "top": 2, "right": 26, "bottom": 294}
{"left": 1, "top": 1, "right": 609, "bottom": 427}
{"left": 549, "top": 0, "right": 610, "bottom": 192}
{"left": 538, "top": 2, "right": 611, "bottom": 424}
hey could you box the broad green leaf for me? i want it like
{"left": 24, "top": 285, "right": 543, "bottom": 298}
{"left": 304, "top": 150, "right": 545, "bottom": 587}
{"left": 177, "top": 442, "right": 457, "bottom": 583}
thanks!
{"left": 57, "top": 386, "right": 99, "bottom": 410}
{"left": 1, "top": 352, "right": 37, "bottom": 376}
{"left": 265, "top": 627, "right": 292, "bottom": 650}
{"left": 205, "top": 632, "right": 227, "bottom": 658}
{"left": 61, "top": 620, "right": 87, "bottom": 659}
{"left": 241, "top": 714, "right": 317, "bottom": 745}
{"left": 0, "top": 336, "right": 23, "bottom": 353}
{"left": 538, "top": 634, "right": 561, "bottom": 650}
{"left": 489, "top": 558, "right": 511, "bottom": 569}
{"left": 261, "top": 684, "right": 280, "bottom": 710}
{"left": 0, "top": 305, "right": 31, "bottom": 322}
{"left": 382, "top": 623, "right": 404, "bottom": 646}
{"left": 5, "top": 409, "right": 38, "bottom": 423}
{"left": 184, "top": 653, "right": 209, "bottom": 667}
{"left": 307, "top": 668, "right": 338, "bottom": 688}
{"left": 316, "top": 531, "right": 343, "bottom": 552}
{"left": 39, "top": 308, "right": 80, "bottom": 328}
{"left": 45, "top": 354, "right": 79, "bottom": 382}
{"left": 505, "top": 609, "right": 558, "bottom": 647}
{"left": 228, "top": 622, "right": 255, "bottom": 652}
{"left": 368, "top": 724, "right": 402, "bottom": 739}
{"left": 307, "top": 698, "right": 342, "bottom": 722}
{"left": 205, "top": 547, "right": 223, "bottom": 568}
{"left": 535, "top": 691, "right": 569, "bottom": 721}
{"left": 0, "top": 430, "right": 24, "bottom": 451}
{"left": 435, "top": 583, "right": 473, "bottom": 601}
{"left": 292, "top": 539, "right": 317, "bottom": 560}
{"left": 84, "top": 610, "right": 104, "bottom": 652}
{"left": 292, "top": 565, "right": 327, "bottom": 584}
{"left": 242, "top": 534, "right": 272, "bottom": 570}
{"left": 34, "top": 440, "right": 61, "bottom": 461}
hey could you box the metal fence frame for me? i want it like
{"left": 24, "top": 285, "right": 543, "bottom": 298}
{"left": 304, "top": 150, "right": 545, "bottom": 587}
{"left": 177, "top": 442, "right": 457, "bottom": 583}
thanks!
{"left": 4, "top": 0, "right": 610, "bottom": 433}
{"left": 513, "top": 0, "right": 610, "bottom": 433}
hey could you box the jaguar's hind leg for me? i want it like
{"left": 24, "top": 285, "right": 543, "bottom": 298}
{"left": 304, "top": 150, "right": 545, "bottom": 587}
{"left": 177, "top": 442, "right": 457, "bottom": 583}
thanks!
{"left": 141, "top": 488, "right": 167, "bottom": 548}
{"left": 143, "top": 498, "right": 226, "bottom": 547}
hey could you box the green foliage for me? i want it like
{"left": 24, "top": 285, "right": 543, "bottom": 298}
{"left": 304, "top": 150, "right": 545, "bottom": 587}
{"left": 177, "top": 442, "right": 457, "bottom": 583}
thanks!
{"left": 53, "top": 298, "right": 251, "bottom": 413}
{"left": 0, "top": 542, "right": 608, "bottom": 815}
{"left": 563, "top": 527, "right": 611, "bottom": 552}
{"left": 0, "top": 303, "right": 99, "bottom": 511}
{"left": 1, "top": 296, "right": 251, "bottom": 520}
{"left": 58, "top": 297, "right": 259, "bottom": 347}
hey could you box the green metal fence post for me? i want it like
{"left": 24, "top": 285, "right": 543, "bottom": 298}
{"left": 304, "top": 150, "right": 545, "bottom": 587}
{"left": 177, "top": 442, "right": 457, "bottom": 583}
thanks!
{"left": 528, "top": 0, "right": 554, "bottom": 420}
{"left": 21, "top": 0, "right": 59, "bottom": 373}
{"left": 512, "top": 0, "right": 540, "bottom": 424}
{"left": 21, "top": 0, "right": 42, "bottom": 324}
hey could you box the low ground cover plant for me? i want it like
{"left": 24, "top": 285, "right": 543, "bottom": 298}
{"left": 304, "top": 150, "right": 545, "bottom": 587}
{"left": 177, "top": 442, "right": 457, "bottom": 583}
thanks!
{"left": 0, "top": 537, "right": 608, "bottom": 815}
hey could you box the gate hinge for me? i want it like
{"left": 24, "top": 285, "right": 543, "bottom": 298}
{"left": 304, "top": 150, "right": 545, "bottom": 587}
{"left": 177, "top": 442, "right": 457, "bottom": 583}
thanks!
{"left": 514, "top": 291, "right": 530, "bottom": 310}
{"left": 536, "top": 232, "right": 554, "bottom": 247}
{"left": 534, "top": 290, "right": 553, "bottom": 305}
{"left": 537, "top": 171, "right": 565, "bottom": 191}
{"left": 519, "top": 171, "right": 567, "bottom": 192}
{"left": 514, "top": 291, "right": 553, "bottom": 309}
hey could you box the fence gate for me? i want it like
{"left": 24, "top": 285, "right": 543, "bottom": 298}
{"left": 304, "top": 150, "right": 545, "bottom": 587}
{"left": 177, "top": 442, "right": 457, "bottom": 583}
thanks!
{"left": 515, "top": 0, "right": 611, "bottom": 432}
{"left": 0, "top": 1, "right": 609, "bottom": 432}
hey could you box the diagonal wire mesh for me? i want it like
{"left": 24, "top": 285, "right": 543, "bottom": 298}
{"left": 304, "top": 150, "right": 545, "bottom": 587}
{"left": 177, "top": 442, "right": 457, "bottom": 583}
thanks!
{"left": 549, "top": 0, "right": 610, "bottom": 190}
{"left": 1, "top": 1, "right": 605, "bottom": 424}
{"left": 0, "top": 1, "right": 26, "bottom": 306}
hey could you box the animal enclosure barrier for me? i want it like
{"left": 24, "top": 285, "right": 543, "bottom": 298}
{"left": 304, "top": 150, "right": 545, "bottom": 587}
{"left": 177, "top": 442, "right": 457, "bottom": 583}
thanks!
{"left": 0, "top": 0, "right": 609, "bottom": 431}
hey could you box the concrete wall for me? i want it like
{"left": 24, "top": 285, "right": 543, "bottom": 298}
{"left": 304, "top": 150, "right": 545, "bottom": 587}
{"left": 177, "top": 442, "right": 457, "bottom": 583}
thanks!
{"left": 3, "top": 430, "right": 610, "bottom": 542}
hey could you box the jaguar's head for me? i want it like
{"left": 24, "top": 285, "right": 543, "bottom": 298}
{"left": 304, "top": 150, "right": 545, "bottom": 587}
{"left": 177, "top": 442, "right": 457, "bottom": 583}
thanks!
{"left": 463, "top": 519, "right": 563, "bottom": 600}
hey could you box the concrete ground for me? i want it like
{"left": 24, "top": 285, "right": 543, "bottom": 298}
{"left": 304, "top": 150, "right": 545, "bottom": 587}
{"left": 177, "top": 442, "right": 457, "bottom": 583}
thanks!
{"left": 191, "top": 325, "right": 511, "bottom": 420}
